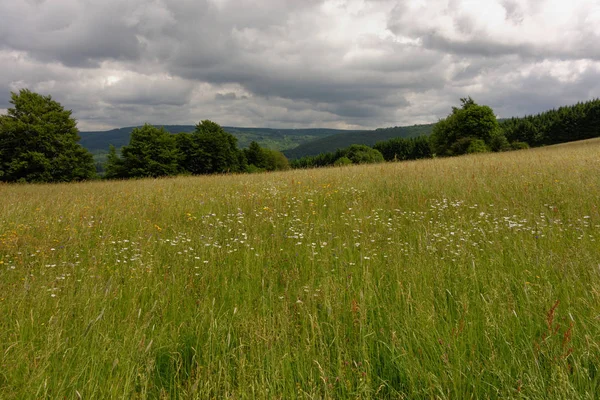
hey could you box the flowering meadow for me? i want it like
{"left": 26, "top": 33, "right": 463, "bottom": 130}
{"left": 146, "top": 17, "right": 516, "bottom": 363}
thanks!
{"left": 1, "top": 139, "right": 599, "bottom": 398}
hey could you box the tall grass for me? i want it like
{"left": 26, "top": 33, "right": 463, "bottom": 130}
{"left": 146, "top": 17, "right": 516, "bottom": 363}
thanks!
{"left": 1, "top": 139, "right": 599, "bottom": 398}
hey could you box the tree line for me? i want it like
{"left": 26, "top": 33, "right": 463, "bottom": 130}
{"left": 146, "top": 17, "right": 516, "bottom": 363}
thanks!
{"left": 2, "top": 89, "right": 600, "bottom": 183}
{"left": 290, "top": 97, "right": 600, "bottom": 169}
{"left": 0, "top": 90, "right": 288, "bottom": 183}
{"left": 104, "top": 122, "right": 290, "bottom": 179}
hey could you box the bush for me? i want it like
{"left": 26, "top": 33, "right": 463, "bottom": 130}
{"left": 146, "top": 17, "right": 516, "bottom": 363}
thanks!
{"left": 334, "top": 156, "right": 353, "bottom": 166}
{"left": 511, "top": 141, "right": 530, "bottom": 150}
{"left": 430, "top": 97, "right": 499, "bottom": 156}
{"left": 489, "top": 131, "right": 511, "bottom": 152}
{"left": 345, "top": 145, "right": 384, "bottom": 164}
{"left": 466, "top": 139, "right": 490, "bottom": 154}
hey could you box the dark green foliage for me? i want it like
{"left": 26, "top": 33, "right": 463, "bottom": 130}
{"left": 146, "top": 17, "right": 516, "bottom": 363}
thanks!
{"left": 466, "top": 139, "right": 489, "bottom": 154}
{"left": 430, "top": 97, "right": 506, "bottom": 157}
{"left": 500, "top": 99, "right": 600, "bottom": 146}
{"left": 290, "top": 145, "right": 384, "bottom": 169}
{"left": 290, "top": 148, "right": 348, "bottom": 169}
{"left": 345, "top": 144, "right": 384, "bottom": 164}
{"left": 511, "top": 141, "right": 530, "bottom": 150}
{"left": 105, "top": 124, "right": 180, "bottom": 179}
{"left": 175, "top": 132, "right": 211, "bottom": 175}
{"left": 181, "top": 120, "right": 245, "bottom": 174}
{"left": 244, "top": 141, "right": 266, "bottom": 168}
{"left": 284, "top": 124, "right": 434, "bottom": 159}
{"left": 489, "top": 130, "right": 511, "bottom": 152}
{"left": 243, "top": 141, "right": 289, "bottom": 172}
{"left": 0, "top": 89, "right": 96, "bottom": 183}
{"left": 334, "top": 156, "right": 352, "bottom": 166}
{"left": 261, "top": 148, "right": 290, "bottom": 171}
{"left": 103, "top": 145, "right": 125, "bottom": 179}
{"left": 373, "top": 136, "right": 432, "bottom": 161}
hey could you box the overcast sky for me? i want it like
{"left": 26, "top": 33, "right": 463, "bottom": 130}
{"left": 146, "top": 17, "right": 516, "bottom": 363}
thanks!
{"left": 1, "top": 0, "right": 599, "bottom": 131}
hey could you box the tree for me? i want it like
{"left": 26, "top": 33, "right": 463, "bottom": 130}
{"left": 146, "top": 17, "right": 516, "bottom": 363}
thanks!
{"left": 499, "top": 99, "right": 600, "bottom": 147}
{"left": 334, "top": 156, "right": 352, "bottom": 166}
{"left": 345, "top": 144, "right": 384, "bottom": 164}
{"left": 244, "top": 141, "right": 266, "bottom": 169}
{"left": 374, "top": 136, "right": 432, "bottom": 161}
{"left": 262, "top": 148, "right": 290, "bottom": 171}
{"left": 243, "top": 141, "right": 290, "bottom": 172}
{"left": 430, "top": 97, "right": 506, "bottom": 156}
{"left": 106, "top": 124, "right": 181, "bottom": 178}
{"left": 103, "top": 145, "right": 126, "bottom": 179}
{"left": 0, "top": 89, "right": 96, "bottom": 182}
{"left": 178, "top": 120, "right": 244, "bottom": 174}
{"left": 175, "top": 132, "right": 211, "bottom": 175}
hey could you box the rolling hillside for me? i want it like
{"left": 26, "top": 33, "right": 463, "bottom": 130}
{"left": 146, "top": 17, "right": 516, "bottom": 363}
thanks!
{"left": 79, "top": 125, "right": 360, "bottom": 154}
{"left": 283, "top": 123, "right": 434, "bottom": 159}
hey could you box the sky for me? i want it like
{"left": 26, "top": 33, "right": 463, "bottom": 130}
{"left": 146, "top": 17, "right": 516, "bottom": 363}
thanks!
{"left": 1, "top": 0, "right": 599, "bottom": 131}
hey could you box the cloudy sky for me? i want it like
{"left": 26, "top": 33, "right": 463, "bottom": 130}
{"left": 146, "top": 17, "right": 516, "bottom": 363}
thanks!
{"left": 1, "top": 0, "right": 599, "bottom": 131}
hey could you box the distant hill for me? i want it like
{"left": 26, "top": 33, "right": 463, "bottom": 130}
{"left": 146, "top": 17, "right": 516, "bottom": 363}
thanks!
{"left": 79, "top": 125, "right": 359, "bottom": 154}
{"left": 283, "top": 124, "right": 435, "bottom": 159}
{"left": 79, "top": 125, "right": 195, "bottom": 153}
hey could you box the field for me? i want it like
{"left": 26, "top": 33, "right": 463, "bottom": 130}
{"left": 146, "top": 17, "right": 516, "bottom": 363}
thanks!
{"left": 1, "top": 139, "right": 599, "bottom": 399}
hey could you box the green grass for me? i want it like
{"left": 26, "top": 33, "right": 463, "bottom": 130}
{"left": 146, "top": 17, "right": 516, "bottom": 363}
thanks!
{"left": 1, "top": 139, "right": 599, "bottom": 398}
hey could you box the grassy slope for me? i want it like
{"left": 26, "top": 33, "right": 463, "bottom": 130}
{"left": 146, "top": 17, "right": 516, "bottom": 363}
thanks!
{"left": 283, "top": 124, "right": 434, "bottom": 159}
{"left": 1, "top": 139, "right": 599, "bottom": 398}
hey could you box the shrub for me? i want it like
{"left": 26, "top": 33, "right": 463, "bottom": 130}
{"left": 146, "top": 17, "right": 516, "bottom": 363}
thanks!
{"left": 334, "top": 156, "right": 353, "bottom": 166}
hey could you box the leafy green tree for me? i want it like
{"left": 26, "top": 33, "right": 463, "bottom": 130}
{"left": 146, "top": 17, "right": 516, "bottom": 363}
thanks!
{"left": 430, "top": 97, "right": 506, "bottom": 156}
{"left": 511, "top": 141, "right": 530, "bottom": 150}
{"left": 0, "top": 89, "right": 96, "bottom": 182}
{"left": 106, "top": 124, "right": 180, "bottom": 178}
{"left": 262, "top": 148, "right": 290, "bottom": 171}
{"left": 488, "top": 131, "right": 511, "bottom": 152}
{"left": 175, "top": 132, "right": 211, "bottom": 175}
{"left": 466, "top": 139, "right": 489, "bottom": 154}
{"left": 334, "top": 156, "right": 352, "bottom": 166}
{"left": 178, "top": 120, "right": 244, "bottom": 174}
{"left": 103, "top": 145, "right": 126, "bottom": 179}
{"left": 244, "top": 141, "right": 266, "bottom": 169}
{"left": 345, "top": 144, "right": 384, "bottom": 164}
{"left": 243, "top": 141, "right": 289, "bottom": 172}
{"left": 374, "top": 136, "right": 432, "bottom": 161}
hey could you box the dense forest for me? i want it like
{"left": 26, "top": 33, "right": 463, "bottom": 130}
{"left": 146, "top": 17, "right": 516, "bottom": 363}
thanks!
{"left": 500, "top": 100, "right": 600, "bottom": 146}
{"left": 1, "top": 89, "right": 599, "bottom": 183}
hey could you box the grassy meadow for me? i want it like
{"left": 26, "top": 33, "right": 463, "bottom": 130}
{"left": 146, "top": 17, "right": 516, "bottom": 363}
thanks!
{"left": 1, "top": 139, "right": 599, "bottom": 399}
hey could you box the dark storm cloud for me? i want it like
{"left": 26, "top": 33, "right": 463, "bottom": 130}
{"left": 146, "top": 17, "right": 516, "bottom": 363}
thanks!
{"left": 0, "top": 1, "right": 143, "bottom": 67}
{"left": 0, "top": 0, "right": 599, "bottom": 130}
